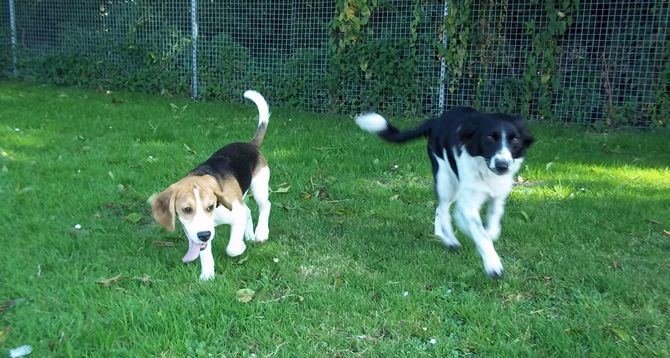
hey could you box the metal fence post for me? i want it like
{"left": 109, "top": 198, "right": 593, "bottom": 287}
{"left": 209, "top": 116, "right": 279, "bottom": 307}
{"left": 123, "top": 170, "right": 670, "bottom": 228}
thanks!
{"left": 8, "top": 0, "right": 17, "bottom": 77}
{"left": 438, "top": 1, "right": 449, "bottom": 113}
{"left": 191, "top": 0, "right": 199, "bottom": 99}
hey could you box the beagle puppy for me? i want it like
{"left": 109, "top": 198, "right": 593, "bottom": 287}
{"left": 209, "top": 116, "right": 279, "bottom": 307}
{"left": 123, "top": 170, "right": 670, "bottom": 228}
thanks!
{"left": 152, "top": 90, "right": 271, "bottom": 281}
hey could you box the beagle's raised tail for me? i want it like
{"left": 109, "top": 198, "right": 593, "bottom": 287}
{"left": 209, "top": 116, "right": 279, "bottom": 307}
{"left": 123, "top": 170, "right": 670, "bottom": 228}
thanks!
{"left": 244, "top": 90, "right": 270, "bottom": 148}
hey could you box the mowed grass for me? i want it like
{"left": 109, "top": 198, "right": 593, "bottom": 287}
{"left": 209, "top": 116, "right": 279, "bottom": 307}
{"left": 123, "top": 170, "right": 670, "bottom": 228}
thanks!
{"left": 0, "top": 82, "right": 668, "bottom": 357}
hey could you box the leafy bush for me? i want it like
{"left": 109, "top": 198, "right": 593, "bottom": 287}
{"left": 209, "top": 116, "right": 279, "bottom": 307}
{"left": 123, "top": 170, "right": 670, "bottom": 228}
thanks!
{"left": 3, "top": 0, "right": 667, "bottom": 127}
{"left": 0, "top": 28, "right": 11, "bottom": 80}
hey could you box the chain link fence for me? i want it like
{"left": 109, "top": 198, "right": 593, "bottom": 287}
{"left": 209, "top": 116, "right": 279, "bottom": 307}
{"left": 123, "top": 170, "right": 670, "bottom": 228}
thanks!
{"left": 1, "top": 0, "right": 668, "bottom": 127}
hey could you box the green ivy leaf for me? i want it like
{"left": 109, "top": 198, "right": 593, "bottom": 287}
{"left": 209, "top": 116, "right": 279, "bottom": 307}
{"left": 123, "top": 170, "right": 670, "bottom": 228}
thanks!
{"left": 541, "top": 73, "right": 551, "bottom": 85}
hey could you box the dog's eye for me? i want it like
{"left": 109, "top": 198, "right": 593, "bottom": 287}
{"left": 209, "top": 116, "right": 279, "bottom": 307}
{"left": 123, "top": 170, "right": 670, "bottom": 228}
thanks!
{"left": 183, "top": 207, "right": 192, "bottom": 214}
{"left": 207, "top": 205, "right": 214, "bottom": 212}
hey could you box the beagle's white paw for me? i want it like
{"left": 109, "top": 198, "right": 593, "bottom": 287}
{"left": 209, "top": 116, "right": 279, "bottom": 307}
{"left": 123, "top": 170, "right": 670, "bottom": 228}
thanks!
{"left": 254, "top": 226, "right": 269, "bottom": 243}
{"left": 244, "top": 227, "right": 256, "bottom": 241}
{"left": 199, "top": 271, "right": 215, "bottom": 281}
{"left": 226, "top": 241, "right": 247, "bottom": 257}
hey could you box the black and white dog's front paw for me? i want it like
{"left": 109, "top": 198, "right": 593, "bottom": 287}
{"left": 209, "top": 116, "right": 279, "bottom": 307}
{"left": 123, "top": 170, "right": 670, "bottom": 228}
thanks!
{"left": 486, "top": 224, "right": 502, "bottom": 242}
{"left": 482, "top": 252, "right": 504, "bottom": 279}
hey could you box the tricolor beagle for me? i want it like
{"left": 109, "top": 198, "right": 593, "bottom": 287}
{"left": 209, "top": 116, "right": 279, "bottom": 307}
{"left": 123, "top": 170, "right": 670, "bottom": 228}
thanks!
{"left": 152, "top": 90, "right": 271, "bottom": 281}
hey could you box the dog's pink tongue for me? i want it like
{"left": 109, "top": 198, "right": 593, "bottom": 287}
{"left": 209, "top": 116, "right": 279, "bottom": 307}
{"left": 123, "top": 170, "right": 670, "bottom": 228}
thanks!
{"left": 182, "top": 240, "right": 201, "bottom": 262}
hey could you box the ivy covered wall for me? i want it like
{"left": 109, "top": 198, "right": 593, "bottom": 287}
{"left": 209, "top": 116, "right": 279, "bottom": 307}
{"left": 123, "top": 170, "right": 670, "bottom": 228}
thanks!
{"left": 1, "top": 0, "right": 667, "bottom": 127}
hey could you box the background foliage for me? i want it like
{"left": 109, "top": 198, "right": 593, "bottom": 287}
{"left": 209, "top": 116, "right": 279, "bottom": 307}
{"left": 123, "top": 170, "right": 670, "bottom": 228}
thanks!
{"left": 0, "top": 0, "right": 668, "bottom": 127}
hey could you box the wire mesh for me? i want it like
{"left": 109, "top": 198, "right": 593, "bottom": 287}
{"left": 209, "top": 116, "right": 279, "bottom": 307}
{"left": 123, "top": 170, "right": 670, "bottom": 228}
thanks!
{"left": 0, "top": 1, "right": 10, "bottom": 77}
{"left": 1, "top": 0, "right": 668, "bottom": 127}
{"left": 460, "top": 0, "right": 669, "bottom": 126}
{"left": 194, "top": 1, "right": 334, "bottom": 108}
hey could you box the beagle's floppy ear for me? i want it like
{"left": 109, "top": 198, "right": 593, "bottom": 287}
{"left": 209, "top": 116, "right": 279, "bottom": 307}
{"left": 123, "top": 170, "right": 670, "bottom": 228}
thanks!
{"left": 214, "top": 190, "right": 233, "bottom": 211}
{"left": 152, "top": 186, "right": 176, "bottom": 232}
{"left": 201, "top": 175, "right": 234, "bottom": 211}
{"left": 206, "top": 175, "right": 233, "bottom": 210}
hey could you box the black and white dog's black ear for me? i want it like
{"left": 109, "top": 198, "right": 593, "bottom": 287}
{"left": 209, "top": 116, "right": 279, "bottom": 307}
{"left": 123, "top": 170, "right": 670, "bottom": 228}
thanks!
{"left": 457, "top": 120, "right": 478, "bottom": 146}
{"left": 512, "top": 115, "right": 535, "bottom": 148}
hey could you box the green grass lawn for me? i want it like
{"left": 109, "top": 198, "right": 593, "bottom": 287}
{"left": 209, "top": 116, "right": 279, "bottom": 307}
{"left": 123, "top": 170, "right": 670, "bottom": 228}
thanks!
{"left": 0, "top": 82, "right": 668, "bottom": 357}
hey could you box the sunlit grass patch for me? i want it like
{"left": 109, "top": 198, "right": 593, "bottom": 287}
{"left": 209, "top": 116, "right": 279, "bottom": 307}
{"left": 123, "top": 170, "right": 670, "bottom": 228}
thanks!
{"left": 0, "top": 82, "right": 668, "bottom": 357}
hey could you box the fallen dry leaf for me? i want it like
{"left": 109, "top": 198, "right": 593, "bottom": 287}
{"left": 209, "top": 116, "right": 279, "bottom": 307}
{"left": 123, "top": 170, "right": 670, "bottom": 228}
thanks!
{"left": 140, "top": 274, "right": 154, "bottom": 286}
{"left": 2, "top": 150, "right": 16, "bottom": 160}
{"left": 236, "top": 288, "right": 255, "bottom": 303}
{"left": 0, "top": 327, "right": 9, "bottom": 343}
{"left": 605, "top": 327, "right": 631, "bottom": 341}
{"left": 528, "top": 276, "right": 553, "bottom": 281}
{"left": 336, "top": 208, "right": 353, "bottom": 216}
{"left": 371, "top": 290, "right": 381, "bottom": 301}
{"left": 272, "top": 186, "right": 291, "bottom": 194}
{"left": 95, "top": 275, "right": 131, "bottom": 287}
{"left": 663, "top": 229, "right": 670, "bottom": 236}
{"left": 152, "top": 241, "right": 177, "bottom": 247}
{"left": 0, "top": 298, "right": 26, "bottom": 313}
{"left": 123, "top": 213, "right": 143, "bottom": 223}
{"left": 335, "top": 273, "right": 344, "bottom": 288}
{"left": 612, "top": 260, "right": 621, "bottom": 270}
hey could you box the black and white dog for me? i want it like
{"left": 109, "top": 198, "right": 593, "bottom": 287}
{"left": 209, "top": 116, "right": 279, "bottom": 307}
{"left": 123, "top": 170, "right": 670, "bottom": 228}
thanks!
{"left": 356, "top": 107, "right": 534, "bottom": 278}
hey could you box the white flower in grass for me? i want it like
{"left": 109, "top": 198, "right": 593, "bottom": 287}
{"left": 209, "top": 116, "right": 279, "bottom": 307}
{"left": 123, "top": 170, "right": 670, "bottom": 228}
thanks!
{"left": 430, "top": 338, "right": 437, "bottom": 344}
{"left": 14, "top": 128, "right": 20, "bottom": 132}
{"left": 273, "top": 258, "right": 279, "bottom": 263}
{"left": 74, "top": 224, "right": 81, "bottom": 229}
{"left": 393, "top": 164, "right": 399, "bottom": 169}
{"left": 403, "top": 291, "right": 409, "bottom": 297}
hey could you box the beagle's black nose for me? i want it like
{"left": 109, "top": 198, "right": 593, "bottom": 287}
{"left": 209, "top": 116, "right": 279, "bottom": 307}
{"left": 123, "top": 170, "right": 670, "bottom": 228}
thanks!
{"left": 197, "top": 231, "right": 212, "bottom": 242}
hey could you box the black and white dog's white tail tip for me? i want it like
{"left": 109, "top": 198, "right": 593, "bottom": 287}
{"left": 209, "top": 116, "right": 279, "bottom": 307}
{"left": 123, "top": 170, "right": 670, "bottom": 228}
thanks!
{"left": 355, "top": 112, "right": 390, "bottom": 134}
